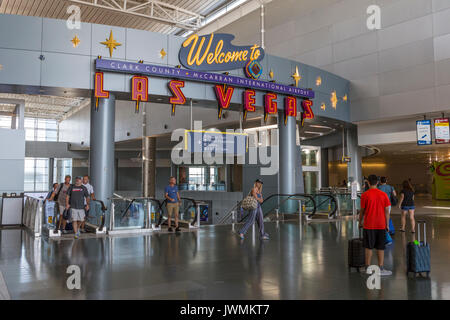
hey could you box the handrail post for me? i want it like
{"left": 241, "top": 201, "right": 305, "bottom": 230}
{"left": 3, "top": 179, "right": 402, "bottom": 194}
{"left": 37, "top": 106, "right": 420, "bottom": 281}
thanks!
{"left": 110, "top": 201, "right": 115, "bottom": 232}
{"left": 196, "top": 204, "right": 201, "bottom": 228}
{"left": 298, "top": 199, "right": 302, "bottom": 224}
{"left": 231, "top": 210, "right": 235, "bottom": 232}
{"left": 275, "top": 208, "right": 279, "bottom": 221}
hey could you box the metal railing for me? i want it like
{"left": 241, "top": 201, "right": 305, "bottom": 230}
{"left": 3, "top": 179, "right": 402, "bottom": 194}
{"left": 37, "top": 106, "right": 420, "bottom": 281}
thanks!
{"left": 23, "top": 195, "right": 44, "bottom": 237}
{"left": 157, "top": 197, "right": 205, "bottom": 229}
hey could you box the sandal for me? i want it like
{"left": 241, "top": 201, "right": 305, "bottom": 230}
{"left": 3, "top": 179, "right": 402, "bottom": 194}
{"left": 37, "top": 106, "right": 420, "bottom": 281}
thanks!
{"left": 399, "top": 229, "right": 405, "bottom": 232}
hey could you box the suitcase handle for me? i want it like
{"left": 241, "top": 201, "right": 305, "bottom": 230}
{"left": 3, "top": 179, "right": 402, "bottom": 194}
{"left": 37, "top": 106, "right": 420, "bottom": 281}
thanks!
{"left": 417, "top": 220, "right": 426, "bottom": 245}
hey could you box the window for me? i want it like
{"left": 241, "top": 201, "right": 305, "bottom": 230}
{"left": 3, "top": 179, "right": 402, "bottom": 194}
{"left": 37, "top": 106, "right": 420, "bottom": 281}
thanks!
{"left": 24, "top": 118, "right": 58, "bottom": 141}
{"left": 0, "top": 115, "right": 12, "bottom": 129}
{"left": 24, "top": 158, "right": 49, "bottom": 192}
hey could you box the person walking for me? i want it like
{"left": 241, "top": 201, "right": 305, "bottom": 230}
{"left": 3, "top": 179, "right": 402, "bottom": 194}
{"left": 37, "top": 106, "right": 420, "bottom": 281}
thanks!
{"left": 239, "top": 179, "right": 269, "bottom": 240}
{"left": 79, "top": 175, "right": 95, "bottom": 233}
{"left": 398, "top": 180, "right": 415, "bottom": 233}
{"left": 359, "top": 174, "right": 392, "bottom": 276}
{"left": 66, "top": 176, "right": 90, "bottom": 239}
{"left": 50, "top": 175, "right": 71, "bottom": 233}
{"left": 165, "top": 176, "right": 181, "bottom": 232}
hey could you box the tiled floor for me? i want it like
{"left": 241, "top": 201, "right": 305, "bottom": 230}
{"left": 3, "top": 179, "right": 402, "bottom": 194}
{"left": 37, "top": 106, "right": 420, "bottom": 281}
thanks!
{"left": 0, "top": 214, "right": 449, "bottom": 300}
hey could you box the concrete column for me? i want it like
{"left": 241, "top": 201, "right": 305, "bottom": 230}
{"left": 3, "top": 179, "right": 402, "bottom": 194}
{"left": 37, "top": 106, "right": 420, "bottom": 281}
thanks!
{"left": 321, "top": 148, "right": 329, "bottom": 187}
{"left": 346, "top": 127, "right": 362, "bottom": 190}
{"left": 278, "top": 111, "right": 297, "bottom": 195}
{"left": 142, "top": 136, "right": 156, "bottom": 198}
{"left": 89, "top": 93, "right": 115, "bottom": 206}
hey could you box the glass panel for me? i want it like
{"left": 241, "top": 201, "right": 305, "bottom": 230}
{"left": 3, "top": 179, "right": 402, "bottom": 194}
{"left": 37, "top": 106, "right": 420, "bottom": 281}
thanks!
{"left": 0, "top": 115, "right": 12, "bottom": 129}
{"left": 112, "top": 199, "right": 145, "bottom": 229}
{"left": 303, "top": 171, "right": 318, "bottom": 194}
{"left": 302, "top": 149, "right": 318, "bottom": 166}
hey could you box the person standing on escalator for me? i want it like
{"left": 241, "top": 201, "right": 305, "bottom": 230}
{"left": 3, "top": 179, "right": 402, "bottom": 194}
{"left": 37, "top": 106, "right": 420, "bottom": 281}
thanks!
{"left": 165, "top": 176, "right": 181, "bottom": 232}
{"left": 239, "top": 179, "right": 269, "bottom": 240}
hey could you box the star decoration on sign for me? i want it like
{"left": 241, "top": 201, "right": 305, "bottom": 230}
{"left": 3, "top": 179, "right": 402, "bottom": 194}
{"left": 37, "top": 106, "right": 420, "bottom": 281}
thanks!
{"left": 160, "top": 48, "right": 166, "bottom": 59}
{"left": 343, "top": 94, "right": 348, "bottom": 102}
{"left": 316, "top": 76, "right": 322, "bottom": 86}
{"left": 321, "top": 103, "right": 326, "bottom": 110}
{"left": 101, "top": 30, "right": 122, "bottom": 58}
{"left": 330, "top": 91, "right": 338, "bottom": 109}
{"left": 269, "top": 69, "right": 274, "bottom": 79}
{"left": 71, "top": 34, "right": 81, "bottom": 48}
{"left": 291, "top": 66, "right": 301, "bottom": 87}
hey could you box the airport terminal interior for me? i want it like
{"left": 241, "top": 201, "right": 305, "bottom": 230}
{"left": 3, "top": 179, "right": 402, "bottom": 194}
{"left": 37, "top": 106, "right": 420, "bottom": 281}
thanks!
{"left": 1, "top": 0, "right": 450, "bottom": 301}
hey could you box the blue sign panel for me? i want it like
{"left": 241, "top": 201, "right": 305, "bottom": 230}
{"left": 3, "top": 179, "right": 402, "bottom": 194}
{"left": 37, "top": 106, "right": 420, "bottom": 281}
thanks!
{"left": 179, "top": 33, "right": 265, "bottom": 72}
{"left": 416, "top": 120, "right": 432, "bottom": 145}
{"left": 95, "top": 59, "right": 315, "bottom": 99}
{"left": 186, "top": 130, "right": 247, "bottom": 156}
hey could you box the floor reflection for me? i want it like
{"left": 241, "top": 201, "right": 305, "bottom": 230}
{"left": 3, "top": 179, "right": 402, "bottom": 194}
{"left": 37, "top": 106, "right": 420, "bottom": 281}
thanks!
{"left": 0, "top": 214, "right": 449, "bottom": 299}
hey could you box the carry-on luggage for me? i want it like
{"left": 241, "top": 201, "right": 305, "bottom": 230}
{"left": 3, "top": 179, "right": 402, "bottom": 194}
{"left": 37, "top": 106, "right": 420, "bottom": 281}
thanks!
{"left": 406, "top": 220, "right": 430, "bottom": 277}
{"left": 348, "top": 227, "right": 365, "bottom": 271}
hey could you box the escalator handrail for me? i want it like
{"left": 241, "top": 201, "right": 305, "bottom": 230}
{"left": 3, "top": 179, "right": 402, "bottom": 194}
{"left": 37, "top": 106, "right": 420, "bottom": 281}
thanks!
{"left": 238, "top": 193, "right": 317, "bottom": 223}
{"left": 310, "top": 193, "right": 338, "bottom": 218}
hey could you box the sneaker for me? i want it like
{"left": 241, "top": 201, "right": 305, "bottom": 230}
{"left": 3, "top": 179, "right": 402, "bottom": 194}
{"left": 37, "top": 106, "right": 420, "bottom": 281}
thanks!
{"left": 168, "top": 227, "right": 173, "bottom": 232}
{"left": 62, "top": 230, "right": 68, "bottom": 234}
{"left": 74, "top": 232, "right": 79, "bottom": 239}
{"left": 80, "top": 229, "right": 86, "bottom": 233}
{"left": 175, "top": 227, "right": 181, "bottom": 232}
{"left": 261, "top": 234, "right": 270, "bottom": 240}
{"left": 380, "top": 267, "right": 392, "bottom": 276}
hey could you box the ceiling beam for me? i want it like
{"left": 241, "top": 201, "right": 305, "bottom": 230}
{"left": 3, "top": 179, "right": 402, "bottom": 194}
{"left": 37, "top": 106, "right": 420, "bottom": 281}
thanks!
{"left": 67, "top": 0, "right": 204, "bottom": 30}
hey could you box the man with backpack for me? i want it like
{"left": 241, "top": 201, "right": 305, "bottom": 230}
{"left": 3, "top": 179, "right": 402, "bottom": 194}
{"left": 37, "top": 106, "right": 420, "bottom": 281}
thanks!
{"left": 49, "top": 175, "right": 72, "bottom": 233}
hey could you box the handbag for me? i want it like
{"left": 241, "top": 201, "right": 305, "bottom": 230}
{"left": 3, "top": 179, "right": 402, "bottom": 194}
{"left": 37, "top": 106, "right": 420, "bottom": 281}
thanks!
{"left": 241, "top": 191, "right": 258, "bottom": 211}
{"left": 63, "top": 208, "right": 72, "bottom": 221}
{"left": 390, "top": 187, "right": 398, "bottom": 206}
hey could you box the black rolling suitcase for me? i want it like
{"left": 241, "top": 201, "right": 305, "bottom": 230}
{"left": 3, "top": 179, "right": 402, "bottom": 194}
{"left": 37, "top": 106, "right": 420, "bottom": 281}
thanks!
{"left": 406, "top": 220, "right": 430, "bottom": 277}
{"left": 348, "top": 227, "right": 365, "bottom": 271}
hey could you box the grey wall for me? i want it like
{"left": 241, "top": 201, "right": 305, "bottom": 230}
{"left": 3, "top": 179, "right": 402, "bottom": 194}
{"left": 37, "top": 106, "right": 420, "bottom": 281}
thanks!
{"left": 0, "top": 129, "right": 25, "bottom": 193}
{"left": 217, "top": 0, "right": 450, "bottom": 141}
{"left": 0, "top": 13, "right": 351, "bottom": 133}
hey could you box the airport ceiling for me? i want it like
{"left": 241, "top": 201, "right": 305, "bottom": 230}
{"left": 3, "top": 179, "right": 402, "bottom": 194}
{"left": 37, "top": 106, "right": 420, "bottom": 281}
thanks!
{"left": 368, "top": 142, "right": 450, "bottom": 165}
{"left": 0, "top": 0, "right": 231, "bottom": 35}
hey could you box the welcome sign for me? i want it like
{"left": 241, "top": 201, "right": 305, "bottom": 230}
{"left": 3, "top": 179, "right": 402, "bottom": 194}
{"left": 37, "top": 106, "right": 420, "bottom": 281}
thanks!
{"left": 179, "top": 33, "right": 265, "bottom": 71}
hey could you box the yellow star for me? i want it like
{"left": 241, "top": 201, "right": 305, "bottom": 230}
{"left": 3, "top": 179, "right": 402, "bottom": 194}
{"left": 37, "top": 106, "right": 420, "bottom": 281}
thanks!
{"left": 71, "top": 34, "right": 80, "bottom": 48}
{"left": 321, "top": 103, "right": 326, "bottom": 110}
{"left": 160, "top": 48, "right": 166, "bottom": 59}
{"left": 343, "top": 94, "right": 348, "bottom": 102}
{"left": 316, "top": 76, "right": 322, "bottom": 86}
{"left": 331, "top": 91, "right": 338, "bottom": 109}
{"left": 291, "top": 66, "right": 301, "bottom": 87}
{"left": 269, "top": 69, "right": 274, "bottom": 79}
{"left": 101, "top": 30, "right": 122, "bottom": 58}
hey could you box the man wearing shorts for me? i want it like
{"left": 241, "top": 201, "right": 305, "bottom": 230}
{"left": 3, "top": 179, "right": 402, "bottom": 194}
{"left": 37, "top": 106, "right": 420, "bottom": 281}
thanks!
{"left": 79, "top": 175, "right": 95, "bottom": 233}
{"left": 66, "top": 176, "right": 90, "bottom": 239}
{"left": 359, "top": 174, "right": 392, "bottom": 276}
{"left": 165, "top": 176, "right": 180, "bottom": 232}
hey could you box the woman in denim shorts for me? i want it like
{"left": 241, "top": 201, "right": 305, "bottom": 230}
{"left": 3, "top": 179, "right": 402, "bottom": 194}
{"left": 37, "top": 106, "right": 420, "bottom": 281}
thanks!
{"left": 398, "top": 180, "right": 415, "bottom": 233}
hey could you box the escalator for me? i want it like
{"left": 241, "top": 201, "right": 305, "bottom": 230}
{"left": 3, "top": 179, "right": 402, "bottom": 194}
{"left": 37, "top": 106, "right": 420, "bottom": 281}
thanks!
{"left": 157, "top": 197, "right": 208, "bottom": 229}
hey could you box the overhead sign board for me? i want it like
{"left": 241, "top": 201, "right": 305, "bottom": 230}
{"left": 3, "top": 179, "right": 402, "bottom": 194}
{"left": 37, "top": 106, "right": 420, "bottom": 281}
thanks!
{"left": 95, "top": 59, "right": 315, "bottom": 99}
{"left": 434, "top": 118, "right": 450, "bottom": 144}
{"left": 179, "top": 33, "right": 265, "bottom": 72}
{"left": 185, "top": 130, "right": 247, "bottom": 156}
{"left": 416, "top": 120, "right": 432, "bottom": 145}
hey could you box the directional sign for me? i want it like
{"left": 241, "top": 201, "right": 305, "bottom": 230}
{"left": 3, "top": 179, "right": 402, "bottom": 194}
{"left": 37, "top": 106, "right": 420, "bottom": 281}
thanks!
{"left": 416, "top": 120, "right": 432, "bottom": 145}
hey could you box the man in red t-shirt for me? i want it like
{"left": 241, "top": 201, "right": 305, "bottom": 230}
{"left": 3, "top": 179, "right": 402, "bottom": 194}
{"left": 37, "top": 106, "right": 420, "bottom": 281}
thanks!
{"left": 359, "top": 174, "right": 392, "bottom": 276}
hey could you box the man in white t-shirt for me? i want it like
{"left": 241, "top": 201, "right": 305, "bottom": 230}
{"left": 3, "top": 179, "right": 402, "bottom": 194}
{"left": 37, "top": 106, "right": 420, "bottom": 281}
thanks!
{"left": 80, "top": 175, "right": 95, "bottom": 233}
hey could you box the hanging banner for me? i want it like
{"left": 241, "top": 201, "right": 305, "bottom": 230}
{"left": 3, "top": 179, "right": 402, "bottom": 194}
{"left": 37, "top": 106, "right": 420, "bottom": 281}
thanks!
{"left": 416, "top": 120, "right": 432, "bottom": 145}
{"left": 434, "top": 118, "right": 450, "bottom": 144}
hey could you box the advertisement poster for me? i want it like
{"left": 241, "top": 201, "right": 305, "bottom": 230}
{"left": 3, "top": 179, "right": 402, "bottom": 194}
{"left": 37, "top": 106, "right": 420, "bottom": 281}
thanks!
{"left": 416, "top": 119, "right": 432, "bottom": 145}
{"left": 434, "top": 118, "right": 450, "bottom": 144}
{"left": 431, "top": 161, "right": 450, "bottom": 200}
